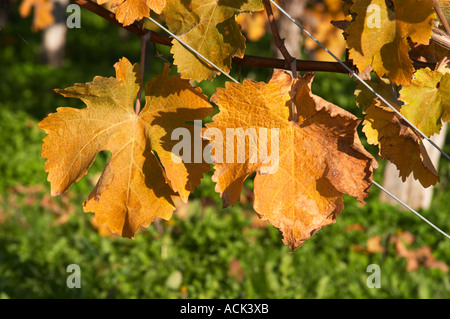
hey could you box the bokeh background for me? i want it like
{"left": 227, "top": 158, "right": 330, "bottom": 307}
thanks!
{"left": 1, "top": 0, "right": 450, "bottom": 298}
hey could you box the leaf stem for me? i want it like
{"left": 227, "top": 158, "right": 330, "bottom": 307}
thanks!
{"left": 437, "top": 53, "right": 449, "bottom": 71}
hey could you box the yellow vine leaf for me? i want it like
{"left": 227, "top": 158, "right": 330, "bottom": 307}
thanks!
{"left": 355, "top": 78, "right": 440, "bottom": 187}
{"left": 399, "top": 68, "right": 450, "bottom": 137}
{"left": 97, "top": 0, "right": 166, "bottom": 26}
{"left": 19, "top": 0, "right": 54, "bottom": 31}
{"left": 346, "top": 0, "right": 436, "bottom": 85}
{"left": 236, "top": 11, "right": 267, "bottom": 42}
{"left": 354, "top": 77, "right": 399, "bottom": 111}
{"left": 362, "top": 99, "right": 439, "bottom": 188}
{"left": 303, "top": 0, "right": 347, "bottom": 61}
{"left": 161, "top": 0, "right": 264, "bottom": 82}
{"left": 205, "top": 71, "right": 377, "bottom": 250}
{"left": 235, "top": 0, "right": 279, "bottom": 42}
{"left": 38, "top": 58, "right": 213, "bottom": 237}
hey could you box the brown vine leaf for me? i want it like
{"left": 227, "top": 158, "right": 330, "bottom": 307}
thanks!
{"left": 345, "top": 0, "right": 436, "bottom": 85}
{"left": 391, "top": 232, "right": 448, "bottom": 272}
{"left": 399, "top": 68, "right": 450, "bottom": 137}
{"left": 345, "top": 223, "right": 365, "bottom": 232}
{"left": 228, "top": 258, "right": 245, "bottom": 283}
{"left": 205, "top": 70, "right": 377, "bottom": 250}
{"left": 362, "top": 100, "right": 439, "bottom": 187}
{"left": 19, "top": 0, "right": 54, "bottom": 31}
{"left": 161, "top": 0, "right": 263, "bottom": 82}
{"left": 366, "top": 235, "right": 385, "bottom": 254}
{"left": 38, "top": 58, "right": 213, "bottom": 237}
{"left": 409, "top": 41, "right": 449, "bottom": 65}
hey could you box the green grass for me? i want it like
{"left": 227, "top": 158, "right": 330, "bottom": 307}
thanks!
{"left": 1, "top": 4, "right": 450, "bottom": 299}
{"left": 1, "top": 183, "right": 450, "bottom": 299}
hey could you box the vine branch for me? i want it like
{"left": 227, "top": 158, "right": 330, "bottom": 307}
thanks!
{"left": 433, "top": 0, "right": 450, "bottom": 35}
{"left": 263, "top": 0, "right": 298, "bottom": 121}
{"left": 74, "top": 0, "right": 438, "bottom": 74}
{"left": 263, "top": 0, "right": 297, "bottom": 78}
{"left": 432, "top": 27, "right": 450, "bottom": 51}
{"left": 74, "top": 0, "right": 171, "bottom": 45}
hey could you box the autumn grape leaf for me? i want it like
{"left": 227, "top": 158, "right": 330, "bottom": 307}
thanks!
{"left": 345, "top": 0, "right": 436, "bottom": 85}
{"left": 399, "top": 68, "right": 450, "bottom": 137}
{"left": 236, "top": 11, "right": 267, "bottom": 42}
{"left": 38, "top": 58, "right": 213, "bottom": 237}
{"left": 205, "top": 70, "right": 377, "bottom": 250}
{"left": 235, "top": 0, "right": 280, "bottom": 42}
{"left": 97, "top": 0, "right": 166, "bottom": 26}
{"left": 362, "top": 99, "right": 439, "bottom": 188}
{"left": 354, "top": 77, "right": 399, "bottom": 111}
{"left": 161, "top": 0, "right": 263, "bottom": 82}
{"left": 355, "top": 78, "right": 439, "bottom": 187}
{"left": 19, "top": 0, "right": 54, "bottom": 31}
{"left": 303, "top": 0, "right": 347, "bottom": 62}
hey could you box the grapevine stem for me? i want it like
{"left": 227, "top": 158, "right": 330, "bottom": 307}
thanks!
{"left": 263, "top": 0, "right": 296, "bottom": 75}
{"left": 263, "top": 0, "right": 298, "bottom": 122}
{"left": 433, "top": 0, "right": 450, "bottom": 35}
{"left": 432, "top": 0, "right": 450, "bottom": 76}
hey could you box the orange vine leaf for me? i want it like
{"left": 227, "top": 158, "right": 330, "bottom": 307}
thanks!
{"left": 19, "top": 0, "right": 54, "bottom": 31}
{"left": 97, "top": 0, "right": 166, "bottom": 26}
{"left": 205, "top": 70, "right": 377, "bottom": 250}
{"left": 38, "top": 58, "right": 213, "bottom": 237}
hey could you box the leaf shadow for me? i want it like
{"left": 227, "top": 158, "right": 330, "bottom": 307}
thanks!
{"left": 150, "top": 107, "right": 213, "bottom": 193}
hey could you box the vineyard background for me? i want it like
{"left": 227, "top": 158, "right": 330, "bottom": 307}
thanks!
{"left": 1, "top": 1, "right": 450, "bottom": 298}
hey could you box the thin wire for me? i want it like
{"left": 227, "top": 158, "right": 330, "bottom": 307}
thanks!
{"left": 146, "top": 16, "right": 239, "bottom": 84}
{"left": 373, "top": 181, "right": 450, "bottom": 240}
{"left": 269, "top": 0, "right": 450, "bottom": 161}
{"left": 147, "top": 11, "right": 450, "bottom": 241}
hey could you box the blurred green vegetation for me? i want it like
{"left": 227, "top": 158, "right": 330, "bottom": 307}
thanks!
{"left": 1, "top": 4, "right": 450, "bottom": 299}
